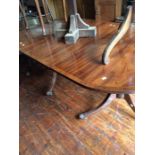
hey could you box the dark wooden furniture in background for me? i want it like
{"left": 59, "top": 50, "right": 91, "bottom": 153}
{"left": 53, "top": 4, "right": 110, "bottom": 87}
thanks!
{"left": 22, "top": 0, "right": 122, "bottom": 21}
{"left": 46, "top": 0, "right": 95, "bottom": 20}
{"left": 53, "top": 0, "right": 123, "bottom": 21}
{"left": 19, "top": 1, "right": 29, "bottom": 29}
{"left": 80, "top": 0, "right": 95, "bottom": 19}
{"left": 95, "top": 0, "right": 123, "bottom": 21}
{"left": 20, "top": 0, "right": 53, "bottom": 35}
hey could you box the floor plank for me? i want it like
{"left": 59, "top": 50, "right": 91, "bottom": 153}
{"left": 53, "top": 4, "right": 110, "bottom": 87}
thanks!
{"left": 20, "top": 55, "right": 135, "bottom": 155}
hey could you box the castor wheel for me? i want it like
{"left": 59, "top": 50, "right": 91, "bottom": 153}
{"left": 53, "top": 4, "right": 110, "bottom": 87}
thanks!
{"left": 46, "top": 91, "right": 53, "bottom": 96}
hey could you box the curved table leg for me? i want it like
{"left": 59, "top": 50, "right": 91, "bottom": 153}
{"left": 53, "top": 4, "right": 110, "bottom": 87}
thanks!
{"left": 46, "top": 71, "right": 57, "bottom": 96}
{"left": 125, "top": 94, "right": 135, "bottom": 112}
{"left": 78, "top": 94, "right": 116, "bottom": 119}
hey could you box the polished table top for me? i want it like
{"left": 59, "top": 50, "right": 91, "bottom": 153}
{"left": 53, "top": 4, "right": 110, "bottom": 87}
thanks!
{"left": 19, "top": 20, "right": 135, "bottom": 94}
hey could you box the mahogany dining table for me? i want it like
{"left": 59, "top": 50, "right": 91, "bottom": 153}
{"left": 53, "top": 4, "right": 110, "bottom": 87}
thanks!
{"left": 19, "top": 20, "right": 135, "bottom": 119}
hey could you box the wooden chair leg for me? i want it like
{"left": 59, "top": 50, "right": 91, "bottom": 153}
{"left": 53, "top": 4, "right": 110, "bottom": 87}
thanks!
{"left": 46, "top": 71, "right": 57, "bottom": 96}
{"left": 19, "top": 1, "right": 29, "bottom": 29}
{"left": 34, "top": 0, "right": 46, "bottom": 35}
{"left": 42, "top": 0, "right": 50, "bottom": 23}
{"left": 44, "top": 0, "right": 54, "bottom": 21}
{"left": 78, "top": 94, "right": 116, "bottom": 119}
{"left": 124, "top": 94, "right": 135, "bottom": 112}
{"left": 62, "top": 0, "right": 68, "bottom": 22}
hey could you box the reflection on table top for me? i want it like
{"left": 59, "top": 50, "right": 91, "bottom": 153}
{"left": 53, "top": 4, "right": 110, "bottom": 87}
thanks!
{"left": 19, "top": 20, "right": 135, "bottom": 93}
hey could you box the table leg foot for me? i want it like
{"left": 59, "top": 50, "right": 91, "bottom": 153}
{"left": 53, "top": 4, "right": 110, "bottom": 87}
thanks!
{"left": 125, "top": 94, "right": 135, "bottom": 112}
{"left": 78, "top": 94, "right": 116, "bottom": 119}
{"left": 46, "top": 71, "right": 57, "bottom": 96}
{"left": 46, "top": 91, "right": 53, "bottom": 96}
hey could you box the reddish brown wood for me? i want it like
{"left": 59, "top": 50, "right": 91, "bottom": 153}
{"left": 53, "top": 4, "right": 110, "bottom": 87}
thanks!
{"left": 102, "top": 5, "right": 133, "bottom": 64}
{"left": 79, "top": 94, "right": 116, "bottom": 119}
{"left": 62, "top": 0, "right": 68, "bottom": 22}
{"left": 34, "top": 0, "right": 46, "bottom": 35}
{"left": 95, "top": 0, "right": 123, "bottom": 21}
{"left": 19, "top": 20, "right": 135, "bottom": 94}
{"left": 20, "top": 57, "right": 135, "bottom": 155}
{"left": 42, "top": 0, "right": 50, "bottom": 23}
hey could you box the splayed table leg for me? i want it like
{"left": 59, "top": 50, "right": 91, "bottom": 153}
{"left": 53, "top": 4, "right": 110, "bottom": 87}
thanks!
{"left": 78, "top": 94, "right": 116, "bottom": 119}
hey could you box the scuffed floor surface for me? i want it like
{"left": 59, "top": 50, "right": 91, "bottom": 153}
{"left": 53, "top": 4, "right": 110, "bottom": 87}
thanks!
{"left": 20, "top": 55, "right": 135, "bottom": 155}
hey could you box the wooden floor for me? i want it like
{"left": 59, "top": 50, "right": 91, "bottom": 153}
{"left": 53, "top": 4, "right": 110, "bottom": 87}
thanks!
{"left": 19, "top": 55, "right": 135, "bottom": 155}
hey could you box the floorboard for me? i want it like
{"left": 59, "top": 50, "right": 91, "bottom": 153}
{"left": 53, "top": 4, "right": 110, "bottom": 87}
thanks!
{"left": 20, "top": 55, "right": 135, "bottom": 155}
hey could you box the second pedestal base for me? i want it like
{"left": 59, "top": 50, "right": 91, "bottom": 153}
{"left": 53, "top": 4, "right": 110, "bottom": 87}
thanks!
{"left": 78, "top": 93, "right": 135, "bottom": 119}
{"left": 65, "top": 13, "right": 96, "bottom": 44}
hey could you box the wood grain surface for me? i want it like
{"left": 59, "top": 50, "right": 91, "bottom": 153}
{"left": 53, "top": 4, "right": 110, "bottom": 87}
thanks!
{"left": 19, "top": 20, "right": 135, "bottom": 94}
{"left": 20, "top": 56, "right": 135, "bottom": 155}
{"left": 102, "top": 5, "right": 133, "bottom": 64}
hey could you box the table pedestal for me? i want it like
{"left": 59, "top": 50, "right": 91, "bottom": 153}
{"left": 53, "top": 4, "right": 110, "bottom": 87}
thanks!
{"left": 78, "top": 93, "right": 135, "bottom": 119}
{"left": 65, "top": 13, "right": 96, "bottom": 44}
{"left": 65, "top": 0, "right": 96, "bottom": 44}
